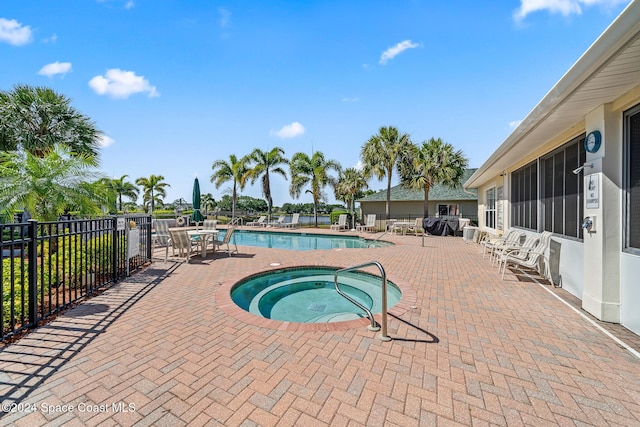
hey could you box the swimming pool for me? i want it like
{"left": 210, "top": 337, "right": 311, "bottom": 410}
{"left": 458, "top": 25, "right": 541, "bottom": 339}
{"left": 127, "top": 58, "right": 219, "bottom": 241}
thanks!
{"left": 217, "top": 229, "right": 392, "bottom": 250}
{"left": 231, "top": 267, "right": 401, "bottom": 323}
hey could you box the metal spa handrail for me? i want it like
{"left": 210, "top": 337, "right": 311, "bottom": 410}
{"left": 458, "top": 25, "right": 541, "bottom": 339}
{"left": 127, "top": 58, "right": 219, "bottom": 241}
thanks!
{"left": 334, "top": 261, "right": 391, "bottom": 341}
{"left": 367, "top": 230, "right": 390, "bottom": 247}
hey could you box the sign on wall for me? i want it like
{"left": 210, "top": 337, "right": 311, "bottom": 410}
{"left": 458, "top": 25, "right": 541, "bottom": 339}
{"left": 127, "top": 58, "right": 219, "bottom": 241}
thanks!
{"left": 586, "top": 174, "right": 600, "bottom": 209}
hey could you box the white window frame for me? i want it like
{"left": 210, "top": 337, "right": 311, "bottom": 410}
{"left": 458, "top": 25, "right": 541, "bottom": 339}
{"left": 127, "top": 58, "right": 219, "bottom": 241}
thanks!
{"left": 497, "top": 186, "right": 504, "bottom": 230}
{"left": 485, "top": 187, "right": 496, "bottom": 230}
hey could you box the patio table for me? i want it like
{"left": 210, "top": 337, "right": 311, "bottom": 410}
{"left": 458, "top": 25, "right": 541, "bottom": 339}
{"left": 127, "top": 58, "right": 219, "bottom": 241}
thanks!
{"left": 187, "top": 229, "right": 219, "bottom": 256}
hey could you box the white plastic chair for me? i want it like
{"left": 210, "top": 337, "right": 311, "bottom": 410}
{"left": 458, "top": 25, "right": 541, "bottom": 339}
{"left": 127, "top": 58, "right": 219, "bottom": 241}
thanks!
{"left": 330, "top": 214, "right": 348, "bottom": 231}
{"left": 280, "top": 213, "right": 300, "bottom": 228}
{"left": 356, "top": 214, "right": 377, "bottom": 232}
{"left": 499, "top": 231, "right": 552, "bottom": 280}
{"left": 246, "top": 216, "right": 266, "bottom": 227}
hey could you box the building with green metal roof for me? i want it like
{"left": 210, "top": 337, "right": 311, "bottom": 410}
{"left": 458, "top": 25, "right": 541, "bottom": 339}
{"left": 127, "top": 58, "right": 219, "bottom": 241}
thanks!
{"left": 357, "top": 168, "right": 478, "bottom": 221}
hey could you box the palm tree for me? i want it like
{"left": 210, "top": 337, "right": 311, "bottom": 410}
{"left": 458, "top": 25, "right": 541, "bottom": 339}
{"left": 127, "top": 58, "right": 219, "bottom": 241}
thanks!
{"left": 105, "top": 175, "right": 139, "bottom": 212}
{"left": 201, "top": 193, "right": 216, "bottom": 216}
{"left": 210, "top": 154, "right": 249, "bottom": 220}
{"left": 246, "top": 147, "right": 288, "bottom": 220}
{"left": 135, "top": 175, "right": 170, "bottom": 215}
{"left": 0, "top": 145, "right": 106, "bottom": 221}
{"left": 289, "top": 151, "right": 341, "bottom": 227}
{"left": 334, "top": 167, "right": 368, "bottom": 230}
{"left": 398, "top": 137, "right": 469, "bottom": 217}
{"left": 0, "top": 84, "right": 102, "bottom": 159}
{"left": 360, "top": 126, "right": 413, "bottom": 219}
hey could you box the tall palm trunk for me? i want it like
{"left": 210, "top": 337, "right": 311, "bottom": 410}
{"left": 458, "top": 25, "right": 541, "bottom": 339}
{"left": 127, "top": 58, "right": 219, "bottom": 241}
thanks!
{"left": 232, "top": 182, "right": 237, "bottom": 219}
{"left": 386, "top": 174, "right": 392, "bottom": 219}
{"left": 350, "top": 197, "right": 356, "bottom": 229}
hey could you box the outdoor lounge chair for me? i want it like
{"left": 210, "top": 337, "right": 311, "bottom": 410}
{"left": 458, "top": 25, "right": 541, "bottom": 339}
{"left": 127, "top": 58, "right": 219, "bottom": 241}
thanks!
{"left": 280, "top": 213, "right": 300, "bottom": 228}
{"left": 246, "top": 216, "right": 266, "bottom": 227}
{"left": 267, "top": 216, "right": 285, "bottom": 227}
{"left": 212, "top": 225, "right": 238, "bottom": 257}
{"left": 498, "top": 231, "right": 552, "bottom": 280}
{"left": 330, "top": 214, "right": 348, "bottom": 231}
{"left": 167, "top": 230, "right": 201, "bottom": 263}
{"left": 356, "top": 214, "right": 377, "bottom": 232}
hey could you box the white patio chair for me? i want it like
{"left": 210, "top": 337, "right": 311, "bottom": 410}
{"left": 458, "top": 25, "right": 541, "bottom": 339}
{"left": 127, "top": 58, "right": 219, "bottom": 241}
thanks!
{"left": 167, "top": 230, "right": 201, "bottom": 263}
{"left": 494, "top": 232, "right": 539, "bottom": 268}
{"left": 406, "top": 217, "right": 424, "bottom": 236}
{"left": 280, "top": 213, "right": 300, "bottom": 228}
{"left": 356, "top": 214, "right": 377, "bottom": 232}
{"left": 153, "top": 220, "right": 171, "bottom": 261}
{"left": 499, "top": 231, "right": 552, "bottom": 280}
{"left": 330, "top": 214, "right": 348, "bottom": 231}
{"left": 203, "top": 219, "right": 217, "bottom": 230}
{"left": 267, "top": 216, "right": 285, "bottom": 227}
{"left": 486, "top": 230, "right": 526, "bottom": 265}
{"left": 246, "top": 216, "right": 266, "bottom": 227}
{"left": 212, "top": 225, "right": 238, "bottom": 257}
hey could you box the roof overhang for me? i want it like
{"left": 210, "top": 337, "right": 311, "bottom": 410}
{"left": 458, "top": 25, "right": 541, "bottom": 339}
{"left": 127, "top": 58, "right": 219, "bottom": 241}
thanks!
{"left": 465, "top": 0, "right": 640, "bottom": 189}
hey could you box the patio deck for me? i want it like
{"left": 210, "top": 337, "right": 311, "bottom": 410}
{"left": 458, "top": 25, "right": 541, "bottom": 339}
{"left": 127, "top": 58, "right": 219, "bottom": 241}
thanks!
{"left": 1, "top": 228, "right": 639, "bottom": 426}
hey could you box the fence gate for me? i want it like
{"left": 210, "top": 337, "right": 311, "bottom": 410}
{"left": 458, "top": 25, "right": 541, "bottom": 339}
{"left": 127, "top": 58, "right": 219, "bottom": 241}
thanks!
{"left": 0, "top": 215, "right": 152, "bottom": 342}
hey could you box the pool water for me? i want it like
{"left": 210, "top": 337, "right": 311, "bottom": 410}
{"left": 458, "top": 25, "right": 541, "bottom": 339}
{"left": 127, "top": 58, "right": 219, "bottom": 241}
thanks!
{"left": 216, "top": 229, "right": 391, "bottom": 250}
{"left": 231, "top": 267, "right": 402, "bottom": 323}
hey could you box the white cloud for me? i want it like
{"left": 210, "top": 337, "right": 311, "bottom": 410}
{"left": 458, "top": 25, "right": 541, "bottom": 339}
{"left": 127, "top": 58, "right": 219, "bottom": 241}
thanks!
{"left": 270, "top": 122, "right": 305, "bottom": 139}
{"left": 43, "top": 33, "right": 58, "bottom": 43}
{"left": 514, "top": 0, "right": 628, "bottom": 22}
{"left": 89, "top": 69, "right": 159, "bottom": 99}
{"left": 379, "top": 40, "right": 420, "bottom": 65}
{"left": 355, "top": 160, "right": 364, "bottom": 171}
{"left": 218, "top": 7, "right": 231, "bottom": 27}
{"left": 96, "top": 0, "right": 135, "bottom": 9}
{"left": 38, "top": 61, "right": 72, "bottom": 77}
{"left": 98, "top": 134, "right": 115, "bottom": 148}
{"left": 341, "top": 97, "right": 359, "bottom": 103}
{"left": 509, "top": 120, "right": 523, "bottom": 130}
{"left": 0, "top": 18, "right": 33, "bottom": 46}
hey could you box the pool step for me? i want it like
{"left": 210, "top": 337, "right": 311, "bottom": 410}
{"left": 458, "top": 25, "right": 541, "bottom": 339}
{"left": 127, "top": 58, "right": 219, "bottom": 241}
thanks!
{"left": 312, "top": 312, "right": 364, "bottom": 323}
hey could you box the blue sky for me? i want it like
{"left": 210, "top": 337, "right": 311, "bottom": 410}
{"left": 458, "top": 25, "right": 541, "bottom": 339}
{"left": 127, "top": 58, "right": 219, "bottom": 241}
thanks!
{"left": 0, "top": 0, "right": 633, "bottom": 207}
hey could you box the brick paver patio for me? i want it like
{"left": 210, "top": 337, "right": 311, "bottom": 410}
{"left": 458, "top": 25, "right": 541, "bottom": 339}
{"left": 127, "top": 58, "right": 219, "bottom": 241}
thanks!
{"left": 1, "top": 228, "right": 639, "bottom": 426}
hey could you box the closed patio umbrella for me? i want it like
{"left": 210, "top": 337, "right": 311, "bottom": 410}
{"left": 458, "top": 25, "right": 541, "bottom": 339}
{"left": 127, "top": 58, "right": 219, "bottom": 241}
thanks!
{"left": 191, "top": 177, "right": 205, "bottom": 226}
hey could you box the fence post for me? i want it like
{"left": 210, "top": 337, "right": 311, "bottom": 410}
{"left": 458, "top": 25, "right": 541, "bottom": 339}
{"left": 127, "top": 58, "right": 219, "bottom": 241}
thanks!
{"left": 112, "top": 216, "right": 118, "bottom": 283}
{"left": 146, "top": 215, "right": 152, "bottom": 260}
{"left": 27, "top": 219, "right": 38, "bottom": 326}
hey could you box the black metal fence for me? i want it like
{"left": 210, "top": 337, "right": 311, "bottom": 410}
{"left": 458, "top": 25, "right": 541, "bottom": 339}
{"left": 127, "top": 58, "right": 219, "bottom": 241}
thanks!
{"left": 1, "top": 215, "right": 152, "bottom": 342}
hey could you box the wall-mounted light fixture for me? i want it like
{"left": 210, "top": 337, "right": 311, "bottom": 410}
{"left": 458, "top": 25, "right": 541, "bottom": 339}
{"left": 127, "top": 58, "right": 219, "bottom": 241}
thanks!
{"left": 572, "top": 162, "right": 595, "bottom": 175}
